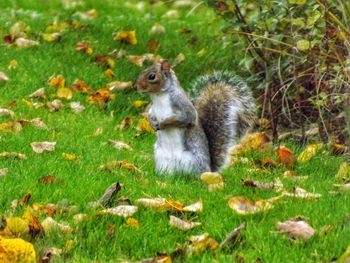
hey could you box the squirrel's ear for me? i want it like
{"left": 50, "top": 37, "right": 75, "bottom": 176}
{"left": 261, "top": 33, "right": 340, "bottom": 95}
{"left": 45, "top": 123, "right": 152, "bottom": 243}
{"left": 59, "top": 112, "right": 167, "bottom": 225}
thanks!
{"left": 161, "top": 60, "right": 171, "bottom": 72}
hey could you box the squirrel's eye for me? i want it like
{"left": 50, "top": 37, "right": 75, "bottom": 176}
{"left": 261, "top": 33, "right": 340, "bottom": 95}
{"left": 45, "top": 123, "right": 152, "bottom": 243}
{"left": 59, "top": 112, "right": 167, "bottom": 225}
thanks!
{"left": 148, "top": 73, "right": 156, "bottom": 81}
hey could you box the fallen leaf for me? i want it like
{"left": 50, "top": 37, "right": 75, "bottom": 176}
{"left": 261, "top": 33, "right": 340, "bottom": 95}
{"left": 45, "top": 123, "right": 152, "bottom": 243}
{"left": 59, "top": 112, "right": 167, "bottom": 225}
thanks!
{"left": 57, "top": 87, "right": 73, "bottom": 100}
{"left": 93, "top": 127, "right": 103, "bottom": 136}
{"left": 100, "top": 160, "right": 142, "bottom": 173}
{"left": 0, "top": 71, "right": 9, "bottom": 81}
{"left": 108, "top": 140, "right": 132, "bottom": 151}
{"left": 9, "top": 21, "right": 29, "bottom": 38}
{"left": 283, "top": 170, "right": 308, "bottom": 181}
{"left": 0, "top": 152, "right": 27, "bottom": 160}
{"left": 39, "top": 175, "right": 57, "bottom": 185}
{"left": 241, "top": 178, "right": 284, "bottom": 192}
{"left": 219, "top": 223, "right": 246, "bottom": 251}
{"left": 41, "top": 217, "right": 72, "bottom": 234}
{"left": 101, "top": 205, "right": 138, "bottom": 217}
{"left": 297, "top": 143, "right": 323, "bottom": 163}
{"left": 0, "top": 168, "right": 9, "bottom": 176}
{"left": 137, "top": 117, "right": 154, "bottom": 133}
{"left": 105, "top": 69, "right": 114, "bottom": 79}
{"left": 22, "top": 207, "right": 44, "bottom": 238}
{"left": 276, "top": 146, "right": 296, "bottom": 166}
{"left": 88, "top": 88, "right": 115, "bottom": 107}
{"left": 0, "top": 217, "right": 29, "bottom": 239}
{"left": 147, "top": 38, "right": 160, "bottom": 52}
{"left": 30, "top": 118, "right": 48, "bottom": 130}
{"left": 30, "top": 141, "right": 56, "bottom": 154}
{"left": 135, "top": 198, "right": 167, "bottom": 209}
{"left": 0, "top": 236, "right": 36, "bottom": 262}
{"left": 15, "top": 37, "right": 39, "bottom": 48}
{"left": 62, "top": 153, "right": 78, "bottom": 161}
{"left": 70, "top": 79, "right": 92, "bottom": 93}
{"left": 183, "top": 200, "right": 203, "bottom": 213}
{"left": 282, "top": 187, "right": 321, "bottom": 200}
{"left": 42, "top": 32, "right": 61, "bottom": 42}
{"left": 126, "top": 218, "right": 139, "bottom": 228}
{"left": 330, "top": 143, "right": 348, "bottom": 155}
{"left": 200, "top": 172, "right": 224, "bottom": 191}
{"left": 107, "top": 80, "right": 133, "bottom": 91}
{"left": 338, "top": 245, "right": 350, "bottom": 263}
{"left": 49, "top": 75, "right": 65, "bottom": 89}
{"left": 187, "top": 233, "right": 219, "bottom": 255}
{"left": 174, "top": 53, "right": 185, "bottom": 65}
{"left": 333, "top": 183, "right": 350, "bottom": 191}
{"left": 230, "top": 132, "right": 271, "bottom": 155}
{"left": 0, "top": 108, "right": 15, "bottom": 118}
{"left": 150, "top": 23, "right": 165, "bottom": 34}
{"left": 169, "top": 215, "right": 201, "bottom": 231}
{"left": 98, "top": 182, "right": 121, "bottom": 207}
{"left": 197, "top": 48, "right": 207, "bottom": 57}
{"left": 139, "top": 254, "right": 172, "bottom": 263}
{"left": 74, "top": 9, "right": 97, "bottom": 20}
{"left": 276, "top": 217, "right": 315, "bottom": 240}
{"left": 336, "top": 162, "right": 350, "bottom": 182}
{"left": 46, "top": 99, "right": 63, "bottom": 112}
{"left": 70, "top": 102, "right": 85, "bottom": 113}
{"left": 117, "top": 117, "right": 132, "bottom": 130}
{"left": 162, "top": 10, "right": 179, "bottom": 19}
{"left": 114, "top": 31, "right": 137, "bottom": 45}
{"left": 126, "top": 55, "right": 146, "bottom": 67}
{"left": 73, "top": 213, "right": 87, "bottom": 223}
{"left": 133, "top": 100, "right": 149, "bottom": 109}
{"left": 76, "top": 42, "right": 93, "bottom": 55}
{"left": 0, "top": 121, "right": 22, "bottom": 133}
{"left": 228, "top": 196, "right": 278, "bottom": 215}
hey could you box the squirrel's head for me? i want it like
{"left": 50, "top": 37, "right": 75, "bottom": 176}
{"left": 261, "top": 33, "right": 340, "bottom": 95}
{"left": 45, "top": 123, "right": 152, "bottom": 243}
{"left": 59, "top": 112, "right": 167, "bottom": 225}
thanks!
{"left": 135, "top": 60, "right": 172, "bottom": 94}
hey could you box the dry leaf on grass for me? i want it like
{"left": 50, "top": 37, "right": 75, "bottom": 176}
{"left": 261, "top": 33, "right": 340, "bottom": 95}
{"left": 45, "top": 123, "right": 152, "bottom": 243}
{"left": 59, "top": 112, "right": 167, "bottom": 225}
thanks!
{"left": 70, "top": 79, "right": 92, "bottom": 93}
{"left": 137, "top": 117, "right": 154, "bottom": 133}
{"left": 42, "top": 32, "right": 61, "bottom": 42}
{"left": 333, "top": 183, "right": 350, "bottom": 191}
{"left": 57, "top": 87, "right": 73, "bottom": 100}
{"left": 41, "top": 217, "right": 72, "bottom": 234}
{"left": 135, "top": 198, "right": 167, "bottom": 209}
{"left": 276, "top": 146, "right": 296, "bottom": 166}
{"left": 62, "top": 153, "right": 78, "bottom": 161}
{"left": 0, "top": 217, "right": 30, "bottom": 239}
{"left": 31, "top": 118, "right": 48, "bottom": 130}
{"left": 336, "top": 162, "right": 350, "bottom": 182}
{"left": 0, "top": 71, "right": 9, "bottom": 81}
{"left": 150, "top": 23, "right": 166, "bottom": 34}
{"left": 39, "top": 175, "right": 57, "bottom": 185}
{"left": 30, "top": 141, "right": 56, "bottom": 154}
{"left": 330, "top": 143, "right": 348, "bottom": 155}
{"left": 70, "top": 102, "right": 85, "bottom": 113}
{"left": 73, "top": 213, "right": 87, "bottom": 223}
{"left": 0, "top": 108, "right": 15, "bottom": 118}
{"left": 126, "top": 218, "right": 139, "bottom": 228}
{"left": 338, "top": 245, "right": 350, "bottom": 263}
{"left": 0, "top": 236, "right": 36, "bottom": 263}
{"left": 0, "top": 168, "right": 9, "bottom": 176}
{"left": 38, "top": 247, "right": 62, "bottom": 263}
{"left": 133, "top": 100, "right": 149, "bottom": 109}
{"left": 276, "top": 217, "right": 315, "bottom": 240}
{"left": 97, "top": 182, "right": 121, "bottom": 207}
{"left": 297, "top": 143, "right": 323, "bottom": 163}
{"left": 230, "top": 132, "right": 271, "bottom": 156}
{"left": 49, "top": 75, "right": 65, "bottom": 89}
{"left": 117, "top": 117, "right": 132, "bottom": 130}
{"left": 114, "top": 31, "right": 137, "bottom": 45}
{"left": 101, "top": 205, "right": 138, "bottom": 217}
{"left": 0, "top": 121, "right": 22, "bottom": 133}
{"left": 241, "top": 178, "right": 284, "bottom": 192}
{"left": 219, "top": 223, "right": 246, "bottom": 251}
{"left": 162, "top": 10, "right": 179, "bottom": 19}
{"left": 22, "top": 207, "right": 44, "bottom": 238}
{"left": 187, "top": 233, "right": 219, "bottom": 255}
{"left": 15, "top": 37, "right": 39, "bottom": 48}
{"left": 107, "top": 81, "right": 133, "bottom": 91}
{"left": 0, "top": 152, "right": 27, "bottom": 160}
{"left": 283, "top": 170, "right": 308, "bottom": 181}
{"left": 169, "top": 216, "right": 201, "bottom": 231}
{"left": 282, "top": 187, "right": 321, "bottom": 200}
{"left": 46, "top": 99, "right": 63, "bottom": 112}
{"left": 183, "top": 200, "right": 203, "bottom": 213}
{"left": 108, "top": 140, "right": 132, "bottom": 151}
{"left": 88, "top": 88, "right": 115, "bottom": 107}
{"left": 228, "top": 196, "right": 280, "bottom": 215}
{"left": 74, "top": 9, "right": 97, "bottom": 20}
{"left": 200, "top": 172, "right": 224, "bottom": 191}
{"left": 126, "top": 55, "right": 147, "bottom": 67}
{"left": 99, "top": 160, "right": 142, "bottom": 173}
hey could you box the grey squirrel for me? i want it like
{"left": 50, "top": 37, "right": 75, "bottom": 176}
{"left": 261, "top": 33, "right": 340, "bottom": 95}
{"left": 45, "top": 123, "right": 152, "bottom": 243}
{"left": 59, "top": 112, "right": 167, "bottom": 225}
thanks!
{"left": 135, "top": 60, "right": 256, "bottom": 175}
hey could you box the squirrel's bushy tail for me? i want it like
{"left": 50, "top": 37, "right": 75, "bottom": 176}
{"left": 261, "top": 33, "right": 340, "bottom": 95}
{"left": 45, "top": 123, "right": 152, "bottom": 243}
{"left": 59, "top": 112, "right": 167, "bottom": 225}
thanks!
{"left": 190, "top": 71, "right": 256, "bottom": 171}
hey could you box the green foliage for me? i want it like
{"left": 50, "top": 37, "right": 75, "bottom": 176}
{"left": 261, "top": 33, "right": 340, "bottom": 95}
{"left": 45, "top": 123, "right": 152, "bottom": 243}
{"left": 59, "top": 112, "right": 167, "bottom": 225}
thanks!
{"left": 208, "top": 0, "right": 350, "bottom": 142}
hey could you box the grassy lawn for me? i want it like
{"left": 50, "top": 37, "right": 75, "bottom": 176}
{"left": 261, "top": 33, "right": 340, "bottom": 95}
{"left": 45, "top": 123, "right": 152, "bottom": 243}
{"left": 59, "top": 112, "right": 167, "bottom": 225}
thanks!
{"left": 0, "top": 0, "right": 349, "bottom": 262}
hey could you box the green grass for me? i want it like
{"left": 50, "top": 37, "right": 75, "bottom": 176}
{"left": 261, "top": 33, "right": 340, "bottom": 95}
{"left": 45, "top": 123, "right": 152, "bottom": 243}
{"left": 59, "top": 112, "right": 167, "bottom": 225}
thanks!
{"left": 0, "top": 0, "right": 349, "bottom": 262}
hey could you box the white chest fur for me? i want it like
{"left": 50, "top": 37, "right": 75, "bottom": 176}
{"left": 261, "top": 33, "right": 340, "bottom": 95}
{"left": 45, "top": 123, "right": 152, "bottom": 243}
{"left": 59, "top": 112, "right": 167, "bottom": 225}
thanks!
{"left": 150, "top": 92, "right": 197, "bottom": 174}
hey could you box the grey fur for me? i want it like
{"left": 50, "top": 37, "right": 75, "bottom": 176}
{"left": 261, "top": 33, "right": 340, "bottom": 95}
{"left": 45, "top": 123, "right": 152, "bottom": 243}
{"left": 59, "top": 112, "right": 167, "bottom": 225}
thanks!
{"left": 191, "top": 71, "right": 256, "bottom": 171}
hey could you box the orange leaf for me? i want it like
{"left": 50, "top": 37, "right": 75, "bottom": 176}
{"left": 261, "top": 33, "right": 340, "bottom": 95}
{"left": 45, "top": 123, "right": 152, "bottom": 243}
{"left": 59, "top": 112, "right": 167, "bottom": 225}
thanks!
{"left": 276, "top": 146, "right": 296, "bottom": 166}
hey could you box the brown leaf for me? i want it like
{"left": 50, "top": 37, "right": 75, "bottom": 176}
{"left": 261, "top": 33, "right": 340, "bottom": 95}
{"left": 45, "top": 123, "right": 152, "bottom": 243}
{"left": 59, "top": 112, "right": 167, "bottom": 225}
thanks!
{"left": 39, "top": 175, "right": 57, "bottom": 185}
{"left": 283, "top": 170, "right": 308, "bottom": 181}
{"left": 276, "top": 146, "right": 296, "bottom": 166}
{"left": 30, "top": 141, "right": 56, "bottom": 154}
{"left": 46, "top": 99, "right": 63, "bottom": 112}
{"left": 76, "top": 42, "right": 93, "bottom": 56}
{"left": 147, "top": 38, "right": 160, "bottom": 52}
{"left": 276, "top": 217, "right": 315, "bottom": 240}
{"left": 330, "top": 143, "right": 348, "bottom": 155}
{"left": 22, "top": 207, "right": 44, "bottom": 238}
{"left": 241, "top": 178, "right": 284, "bottom": 192}
{"left": 219, "top": 223, "right": 246, "bottom": 251}
{"left": 70, "top": 79, "right": 92, "bottom": 93}
{"left": 98, "top": 182, "right": 122, "bottom": 207}
{"left": 88, "top": 88, "right": 115, "bottom": 107}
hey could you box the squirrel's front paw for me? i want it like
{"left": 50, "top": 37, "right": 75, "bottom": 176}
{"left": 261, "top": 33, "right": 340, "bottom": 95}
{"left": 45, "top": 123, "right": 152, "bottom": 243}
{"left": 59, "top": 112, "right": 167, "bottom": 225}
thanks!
{"left": 148, "top": 118, "right": 160, "bottom": 131}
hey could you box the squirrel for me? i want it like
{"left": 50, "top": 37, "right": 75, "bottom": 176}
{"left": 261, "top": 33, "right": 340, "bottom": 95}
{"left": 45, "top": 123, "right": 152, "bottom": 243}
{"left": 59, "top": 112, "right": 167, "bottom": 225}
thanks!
{"left": 135, "top": 60, "right": 256, "bottom": 175}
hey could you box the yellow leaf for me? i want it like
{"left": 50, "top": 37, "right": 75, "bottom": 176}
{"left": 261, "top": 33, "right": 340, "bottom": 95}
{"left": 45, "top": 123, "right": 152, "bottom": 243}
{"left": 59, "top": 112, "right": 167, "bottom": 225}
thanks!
{"left": 228, "top": 196, "right": 276, "bottom": 215}
{"left": 230, "top": 132, "right": 271, "bottom": 155}
{"left": 57, "top": 87, "right": 73, "bottom": 100}
{"left": 137, "top": 117, "right": 154, "bottom": 133}
{"left": 0, "top": 236, "right": 36, "bottom": 262}
{"left": 0, "top": 217, "right": 29, "bottom": 239}
{"left": 22, "top": 207, "right": 44, "bottom": 238}
{"left": 297, "top": 143, "right": 323, "bottom": 163}
{"left": 126, "top": 218, "right": 139, "bottom": 228}
{"left": 0, "top": 122, "right": 22, "bottom": 133}
{"left": 62, "top": 153, "right": 78, "bottom": 161}
{"left": 88, "top": 88, "right": 115, "bottom": 107}
{"left": 133, "top": 100, "right": 149, "bottom": 108}
{"left": 336, "top": 162, "right": 350, "bottom": 181}
{"left": 105, "top": 69, "right": 115, "bottom": 79}
{"left": 8, "top": 60, "right": 17, "bottom": 70}
{"left": 49, "top": 75, "right": 65, "bottom": 89}
{"left": 76, "top": 42, "right": 93, "bottom": 56}
{"left": 115, "top": 31, "right": 137, "bottom": 45}
{"left": 42, "top": 33, "right": 61, "bottom": 42}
